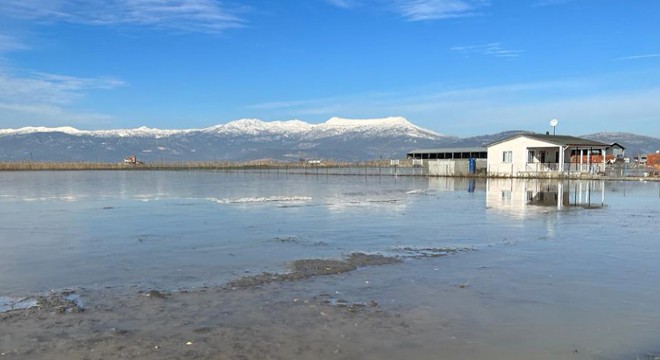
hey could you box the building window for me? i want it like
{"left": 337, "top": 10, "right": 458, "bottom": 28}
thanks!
{"left": 527, "top": 150, "right": 535, "bottom": 163}
{"left": 502, "top": 151, "right": 513, "bottom": 163}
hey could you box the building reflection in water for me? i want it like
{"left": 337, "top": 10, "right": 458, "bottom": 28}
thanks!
{"left": 486, "top": 178, "right": 605, "bottom": 219}
{"left": 427, "top": 177, "right": 484, "bottom": 193}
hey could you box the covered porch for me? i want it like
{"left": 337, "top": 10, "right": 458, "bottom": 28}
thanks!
{"left": 524, "top": 145, "right": 608, "bottom": 175}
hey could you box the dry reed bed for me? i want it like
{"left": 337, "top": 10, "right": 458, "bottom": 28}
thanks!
{"left": 0, "top": 161, "right": 396, "bottom": 171}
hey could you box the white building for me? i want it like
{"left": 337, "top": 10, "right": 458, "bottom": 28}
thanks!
{"left": 486, "top": 134, "right": 610, "bottom": 177}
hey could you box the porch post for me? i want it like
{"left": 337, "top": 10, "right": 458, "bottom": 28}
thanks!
{"left": 558, "top": 146, "right": 564, "bottom": 173}
{"left": 579, "top": 148, "right": 583, "bottom": 172}
{"left": 602, "top": 147, "right": 606, "bottom": 171}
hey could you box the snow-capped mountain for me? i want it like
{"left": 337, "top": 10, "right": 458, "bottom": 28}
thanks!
{"left": 0, "top": 117, "right": 454, "bottom": 162}
{"left": 0, "top": 125, "right": 185, "bottom": 138}
{"left": 0, "top": 116, "right": 440, "bottom": 139}
{"left": 1, "top": 118, "right": 655, "bottom": 162}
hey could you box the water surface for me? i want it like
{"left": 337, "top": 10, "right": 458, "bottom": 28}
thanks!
{"left": 1, "top": 171, "right": 659, "bottom": 359}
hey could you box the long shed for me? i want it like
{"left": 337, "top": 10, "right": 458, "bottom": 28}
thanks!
{"left": 407, "top": 147, "right": 487, "bottom": 160}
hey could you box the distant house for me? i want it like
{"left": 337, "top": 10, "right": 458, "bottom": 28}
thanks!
{"left": 486, "top": 134, "right": 610, "bottom": 177}
{"left": 606, "top": 143, "right": 625, "bottom": 159}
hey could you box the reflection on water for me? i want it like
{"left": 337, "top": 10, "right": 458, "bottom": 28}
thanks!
{"left": 487, "top": 179, "right": 607, "bottom": 218}
{"left": 1, "top": 171, "right": 659, "bottom": 359}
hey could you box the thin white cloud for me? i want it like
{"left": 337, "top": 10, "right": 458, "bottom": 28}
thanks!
{"left": 246, "top": 80, "right": 572, "bottom": 120}
{"left": 323, "top": 0, "right": 486, "bottom": 21}
{"left": 0, "top": 71, "right": 125, "bottom": 104}
{"left": 395, "top": 0, "right": 487, "bottom": 21}
{"left": 0, "top": 34, "right": 29, "bottom": 53}
{"left": 0, "top": 68, "right": 125, "bottom": 125}
{"left": 615, "top": 54, "right": 660, "bottom": 61}
{"left": 0, "top": 0, "right": 246, "bottom": 33}
{"left": 244, "top": 76, "right": 660, "bottom": 136}
{"left": 0, "top": 102, "right": 112, "bottom": 122}
{"left": 325, "top": 0, "right": 358, "bottom": 8}
{"left": 451, "top": 42, "right": 524, "bottom": 58}
{"left": 248, "top": 99, "right": 321, "bottom": 110}
{"left": 533, "top": 0, "right": 575, "bottom": 7}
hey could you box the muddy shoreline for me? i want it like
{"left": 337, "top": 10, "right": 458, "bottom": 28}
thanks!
{"left": 2, "top": 251, "right": 657, "bottom": 360}
{"left": 0, "top": 252, "right": 430, "bottom": 359}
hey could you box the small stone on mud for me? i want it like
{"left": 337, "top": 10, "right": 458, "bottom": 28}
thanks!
{"left": 146, "top": 290, "right": 166, "bottom": 299}
{"left": 35, "top": 293, "right": 84, "bottom": 313}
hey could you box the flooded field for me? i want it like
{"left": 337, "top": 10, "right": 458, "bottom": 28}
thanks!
{"left": 1, "top": 171, "right": 659, "bottom": 359}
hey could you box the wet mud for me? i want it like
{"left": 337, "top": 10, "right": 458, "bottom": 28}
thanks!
{"left": 1, "top": 291, "right": 84, "bottom": 317}
{"left": 0, "top": 253, "right": 423, "bottom": 360}
{"left": 227, "top": 252, "right": 401, "bottom": 289}
{"left": 0, "top": 283, "right": 430, "bottom": 360}
{"left": 1, "top": 249, "right": 650, "bottom": 360}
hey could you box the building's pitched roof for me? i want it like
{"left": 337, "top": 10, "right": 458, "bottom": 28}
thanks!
{"left": 608, "top": 142, "right": 625, "bottom": 150}
{"left": 407, "top": 147, "right": 486, "bottom": 154}
{"left": 486, "top": 133, "right": 610, "bottom": 147}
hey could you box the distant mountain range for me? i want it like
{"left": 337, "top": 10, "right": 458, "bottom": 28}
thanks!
{"left": 0, "top": 117, "right": 657, "bottom": 162}
{"left": 579, "top": 132, "right": 660, "bottom": 157}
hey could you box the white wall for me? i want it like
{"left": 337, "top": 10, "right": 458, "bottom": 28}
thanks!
{"left": 427, "top": 159, "right": 486, "bottom": 176}
{"left": 487, "top": 136, "right": 560, "bottom": 177}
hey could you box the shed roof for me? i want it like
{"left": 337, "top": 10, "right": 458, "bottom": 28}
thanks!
{"left": 486, "top": 134, "right": 609, "bottom": 148}
{"left": 407, "top": 147, "right": 486, "bottom": 154}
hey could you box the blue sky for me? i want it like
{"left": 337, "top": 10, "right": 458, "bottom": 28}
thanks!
{"left": 0, "top": 0, "right": 659, "bottom": 137}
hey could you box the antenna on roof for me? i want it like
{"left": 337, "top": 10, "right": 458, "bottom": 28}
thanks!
{"left": 549, "top": 119, "right": 559, "bottom": 135}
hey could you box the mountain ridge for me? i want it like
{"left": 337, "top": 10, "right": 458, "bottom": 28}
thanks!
{"left": 0, "top": 116, "right": 445, "bottom": 139}
{"left": 0, "top": 118, "right": 657, "bottom": 162}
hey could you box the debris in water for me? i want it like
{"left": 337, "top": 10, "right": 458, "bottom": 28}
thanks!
{"left": 395, "top": 246, "right": 472, "bottom": 258}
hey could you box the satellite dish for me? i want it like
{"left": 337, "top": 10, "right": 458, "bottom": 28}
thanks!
{"left": 549, "top": 119, "right": 558, "bottom": 135}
